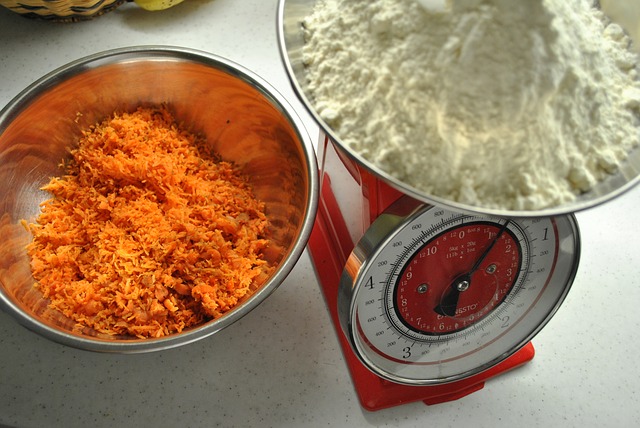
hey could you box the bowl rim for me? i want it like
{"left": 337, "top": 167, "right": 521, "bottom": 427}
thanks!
{"left": 0, "top": 45, "right": 319, "bottom": 353}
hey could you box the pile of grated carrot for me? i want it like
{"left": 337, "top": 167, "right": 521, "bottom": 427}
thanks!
{"left": 24, "top": 106, "right": 274, "bottom": 338}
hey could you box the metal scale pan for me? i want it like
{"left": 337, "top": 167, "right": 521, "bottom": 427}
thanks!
{"left": 278, "top": 0, "right": 640, "bottom": 218}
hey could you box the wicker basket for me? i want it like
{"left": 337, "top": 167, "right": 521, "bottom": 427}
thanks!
{"left": 0, "top": 0, "right": 127, "bottom": 22}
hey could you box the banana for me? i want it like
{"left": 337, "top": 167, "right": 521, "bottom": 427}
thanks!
{"left": 134, "top": 0, "right": 186, "bottom": 11}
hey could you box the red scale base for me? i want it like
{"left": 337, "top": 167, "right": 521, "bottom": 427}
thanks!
{"left": 307, "top": 136, "right": 535, "bottom": 411}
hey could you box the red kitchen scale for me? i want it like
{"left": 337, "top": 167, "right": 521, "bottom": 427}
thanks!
{"left": 306, "top": 133, "right": 581, "bottom": 411}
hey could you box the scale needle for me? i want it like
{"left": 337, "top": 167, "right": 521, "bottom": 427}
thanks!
{"left": 434, "top": 220, "right": 511, "bottom": 317}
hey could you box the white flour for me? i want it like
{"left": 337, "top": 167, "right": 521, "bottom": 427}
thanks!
{"left": 302, "top": 0, "right": 640, "bottom": 210}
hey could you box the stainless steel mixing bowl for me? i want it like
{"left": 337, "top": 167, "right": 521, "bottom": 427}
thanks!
{"left": 277, "top": 0, "right": 640, "bottom": 217}
{"left": 0, "top": 46, "right": 318, "bottom": 352}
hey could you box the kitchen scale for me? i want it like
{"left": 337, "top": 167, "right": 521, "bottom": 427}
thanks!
{"left": 306, "top": 133, "right": 580, "bottom": 411}
{"left": 277, "top": 0, "right": 640, "bottom": 412}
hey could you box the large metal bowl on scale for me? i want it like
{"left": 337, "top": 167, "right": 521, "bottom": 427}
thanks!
{"left": 276, "top": 0, "right": 640, "bottom": 218}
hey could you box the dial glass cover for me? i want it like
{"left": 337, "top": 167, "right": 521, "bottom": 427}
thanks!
{"left": 338, "top": 197, "right": 580, "bottom": 385}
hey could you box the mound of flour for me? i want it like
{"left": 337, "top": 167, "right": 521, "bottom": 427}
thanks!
{"left": 302, "top": 0, "right": 640, "bottom": 210}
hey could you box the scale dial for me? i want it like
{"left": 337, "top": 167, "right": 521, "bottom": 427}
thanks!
{"left": 337, "top": 196, "right": 580, "bottom": 385}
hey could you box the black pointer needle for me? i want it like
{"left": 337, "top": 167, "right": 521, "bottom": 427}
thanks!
{"left": 434, "top": 220, "right": 511, "bottom": 317}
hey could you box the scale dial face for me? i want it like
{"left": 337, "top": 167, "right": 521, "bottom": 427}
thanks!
{"left": 337, "top": 197, "right": 580, "bottom": 385}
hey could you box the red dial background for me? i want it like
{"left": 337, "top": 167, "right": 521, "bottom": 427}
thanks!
{"left": 394, "top": 222, "right": 522, "bottom": 335}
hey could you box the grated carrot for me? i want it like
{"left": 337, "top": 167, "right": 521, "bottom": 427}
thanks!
{"left": 24, "top": 106, "right": 274, "bottom": 338}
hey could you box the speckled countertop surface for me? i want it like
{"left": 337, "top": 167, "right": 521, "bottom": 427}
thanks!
{"left": 1, "top": 1, "right": 640, "bottom": 427}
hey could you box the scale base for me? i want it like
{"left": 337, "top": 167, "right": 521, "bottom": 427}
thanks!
{"left": 308, "top": 178, "right": 535, "bottom": 411}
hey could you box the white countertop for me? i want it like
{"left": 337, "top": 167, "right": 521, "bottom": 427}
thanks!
{"left": 1, "top": 1, "right": 639, "bottom": 427}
